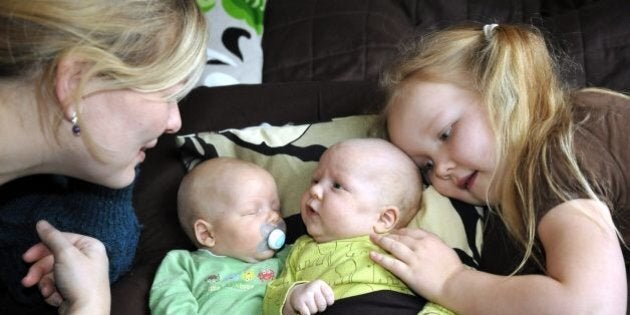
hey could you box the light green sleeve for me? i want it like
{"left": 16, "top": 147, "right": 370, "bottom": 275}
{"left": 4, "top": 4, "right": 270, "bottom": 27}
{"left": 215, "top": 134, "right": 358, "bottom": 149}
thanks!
{"left": 149, "top": 250, "right": 200, "bottom": 314}
{"left": 263, "top": 241, "right": 306, "bottom": 315}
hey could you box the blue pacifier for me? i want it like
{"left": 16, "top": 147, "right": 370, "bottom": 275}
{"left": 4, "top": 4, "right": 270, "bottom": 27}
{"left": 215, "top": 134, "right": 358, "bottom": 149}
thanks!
{"left": 267, "top": 228, "right": 286, "bottom": 250}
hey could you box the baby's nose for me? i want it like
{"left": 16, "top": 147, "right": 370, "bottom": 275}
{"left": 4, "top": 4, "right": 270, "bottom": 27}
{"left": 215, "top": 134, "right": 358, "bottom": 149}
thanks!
{"left": 310, "top": 184, "right": 323, "bottom": 200}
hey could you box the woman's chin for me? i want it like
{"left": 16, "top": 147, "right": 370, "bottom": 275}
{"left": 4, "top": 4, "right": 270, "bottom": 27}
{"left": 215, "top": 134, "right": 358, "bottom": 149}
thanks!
{"left": 98, "top": 168, "right": 137, "bottom": 189}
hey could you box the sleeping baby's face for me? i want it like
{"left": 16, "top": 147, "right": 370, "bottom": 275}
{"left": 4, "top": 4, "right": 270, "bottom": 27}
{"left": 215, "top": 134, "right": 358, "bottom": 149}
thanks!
{"left": 206, "top": 165, "right": 286, "bottom": 263}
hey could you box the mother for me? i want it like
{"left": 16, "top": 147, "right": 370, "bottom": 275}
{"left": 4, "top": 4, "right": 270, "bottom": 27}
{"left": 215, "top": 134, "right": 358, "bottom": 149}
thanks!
{"left": 0, "top": 0, "right": 206, "bottom": 313}
{"left": 372, "top": 23, "right": 628, "bottom": 314}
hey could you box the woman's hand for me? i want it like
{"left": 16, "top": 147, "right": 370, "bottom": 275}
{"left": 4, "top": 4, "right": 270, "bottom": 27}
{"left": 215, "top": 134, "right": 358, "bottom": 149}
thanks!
{"left": 21, "top": 220, "right": 110, "bottom": 315}
{"left": 369, "top": 228, "right": 465, "bottom": 302}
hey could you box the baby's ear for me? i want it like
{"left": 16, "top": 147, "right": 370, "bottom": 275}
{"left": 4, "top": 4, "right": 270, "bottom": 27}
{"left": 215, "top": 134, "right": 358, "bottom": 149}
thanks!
{"left": 194, "top": 219, "right": 215, "bottom": 247}
{"left": 373, "top": 206, "right": 399, "bottom": 234}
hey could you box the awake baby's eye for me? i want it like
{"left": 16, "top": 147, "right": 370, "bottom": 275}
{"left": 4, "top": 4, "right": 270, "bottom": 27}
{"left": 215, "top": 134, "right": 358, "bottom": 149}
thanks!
{"left": 333, "top": 182, "right": 343, "bottom": 189}
{"left": 439, "top": 126, "right": 452, "bottom": 141}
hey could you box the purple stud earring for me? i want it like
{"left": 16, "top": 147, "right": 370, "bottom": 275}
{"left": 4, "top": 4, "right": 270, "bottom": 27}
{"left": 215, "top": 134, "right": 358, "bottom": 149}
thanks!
{"left": 71, "top": 112, "right": 81, "bottom": 136}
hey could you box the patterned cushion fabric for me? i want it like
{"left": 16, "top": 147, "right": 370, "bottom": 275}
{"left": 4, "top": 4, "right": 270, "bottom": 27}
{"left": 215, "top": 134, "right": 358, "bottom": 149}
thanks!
{"left": 196, "top": 0, "right": 267, "bottom": 87}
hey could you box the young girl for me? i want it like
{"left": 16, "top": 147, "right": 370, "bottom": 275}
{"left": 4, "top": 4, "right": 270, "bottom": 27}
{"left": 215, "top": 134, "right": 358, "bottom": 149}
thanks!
{"left": 370, "top": 23, "right": 629, "bottom": 314}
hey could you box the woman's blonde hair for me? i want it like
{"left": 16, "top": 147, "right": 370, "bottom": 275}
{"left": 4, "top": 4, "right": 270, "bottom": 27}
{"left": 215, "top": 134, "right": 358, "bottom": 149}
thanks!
{"left": 380, "top": 23, "right": 605, "bottom": 272}
{"left": 0, "top": 0, "right": 207, "bottom": 143}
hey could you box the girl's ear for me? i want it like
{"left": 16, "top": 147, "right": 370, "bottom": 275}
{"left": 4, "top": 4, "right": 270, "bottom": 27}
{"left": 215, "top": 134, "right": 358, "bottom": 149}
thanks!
{"left": 54, "top": 55, "right": 86, "bottom": 118}
{"left": 194, "top": 219, "right": 216, "bottom": 248}
{"left": 373, "top": 206, "right": 400, "bottom": 234}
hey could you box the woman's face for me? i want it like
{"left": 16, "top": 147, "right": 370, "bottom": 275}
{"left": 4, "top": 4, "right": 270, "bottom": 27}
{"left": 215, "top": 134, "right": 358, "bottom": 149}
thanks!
{"left": 387, "top": 80, "right": 498, "bottom": 205}
{"left": 75, "top": 84, "right": 182, "bottom": 188}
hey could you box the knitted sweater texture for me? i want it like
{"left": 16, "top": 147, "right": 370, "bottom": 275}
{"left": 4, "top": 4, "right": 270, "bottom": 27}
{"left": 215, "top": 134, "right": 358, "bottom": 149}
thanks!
{"left": 0, "top": 174, "right": 140, "bottom": 304}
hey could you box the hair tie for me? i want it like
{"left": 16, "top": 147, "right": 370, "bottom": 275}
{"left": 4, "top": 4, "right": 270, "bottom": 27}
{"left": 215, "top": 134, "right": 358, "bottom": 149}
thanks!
{"left": 483, "top": 23, "right": 499, "bottom": 40}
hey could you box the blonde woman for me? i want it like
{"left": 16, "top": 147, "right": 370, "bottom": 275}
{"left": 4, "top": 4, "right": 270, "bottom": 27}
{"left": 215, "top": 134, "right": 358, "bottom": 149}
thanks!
{"left": 372, "top": 23, "right": 628, "bottom": 314}
{"left": 0, "top": 0, "right": 207, "bottom": 313}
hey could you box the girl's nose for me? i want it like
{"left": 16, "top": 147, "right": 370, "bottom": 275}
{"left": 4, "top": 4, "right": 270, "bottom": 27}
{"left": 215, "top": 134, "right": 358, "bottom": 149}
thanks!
{"left": 433, "top": 157, "right": 455, "bottom": 180}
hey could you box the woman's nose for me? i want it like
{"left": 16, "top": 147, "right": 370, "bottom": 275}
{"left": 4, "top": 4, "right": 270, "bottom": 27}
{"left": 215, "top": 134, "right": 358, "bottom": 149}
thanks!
{"left": 165, "top": 102, "right": 182, "bottom": 134}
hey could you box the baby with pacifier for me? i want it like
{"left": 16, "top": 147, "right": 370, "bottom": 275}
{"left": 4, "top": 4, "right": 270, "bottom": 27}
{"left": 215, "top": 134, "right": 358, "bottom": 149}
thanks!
{"left": 150, "top": 157, "right": 288, "bottom": 315}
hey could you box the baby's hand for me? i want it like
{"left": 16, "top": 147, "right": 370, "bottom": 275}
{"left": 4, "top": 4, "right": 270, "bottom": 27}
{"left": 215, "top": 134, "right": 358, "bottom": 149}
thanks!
{"left": 283, "top": 280, "right": 334, "bottom": 315}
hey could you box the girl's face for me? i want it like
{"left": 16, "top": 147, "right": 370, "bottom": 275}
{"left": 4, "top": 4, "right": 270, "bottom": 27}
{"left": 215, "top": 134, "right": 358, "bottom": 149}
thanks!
{"left": 74, "top": 84, "right": 183, "bottom": 188}
{"left": 387, "top": 81, "right": 498, "bottom": 205}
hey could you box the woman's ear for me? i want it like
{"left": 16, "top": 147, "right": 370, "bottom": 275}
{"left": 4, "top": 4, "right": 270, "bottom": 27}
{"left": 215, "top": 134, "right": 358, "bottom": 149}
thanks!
{"left": 54, "top": 55, "right": 86, "bottom": 118}
{"left": 373, "top": 206, "right": 400, "bottom": 234}
{"left": 194, "top": 219, "right": 216, "bottom": 248}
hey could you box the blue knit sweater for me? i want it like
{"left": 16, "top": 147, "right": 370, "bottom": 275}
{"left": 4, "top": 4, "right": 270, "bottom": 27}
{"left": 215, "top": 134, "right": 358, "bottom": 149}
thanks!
{"left": 0, "top": 174, "right": 140, "bottom": 305}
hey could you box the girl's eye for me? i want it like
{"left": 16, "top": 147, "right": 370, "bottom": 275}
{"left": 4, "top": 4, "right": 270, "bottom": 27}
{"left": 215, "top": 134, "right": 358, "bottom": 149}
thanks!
{"left": 439, "top": 127, "right": 452, "bottom": 141}
{"left": 420, "top": 161, "right": 434, "bottom": 184}
{"left": 332, "top": 182, "right": 343, "bottom": 190}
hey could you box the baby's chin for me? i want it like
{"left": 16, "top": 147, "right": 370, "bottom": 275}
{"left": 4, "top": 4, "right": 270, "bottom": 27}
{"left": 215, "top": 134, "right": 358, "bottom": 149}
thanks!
{"left": 247, "top": 249, "right": 276, "bottom": 262}
{"left": 310, "top": 233, "right": 345, "bottom": 244}
{"left": 308, "top": 227, "right": 364, "bottom": 243}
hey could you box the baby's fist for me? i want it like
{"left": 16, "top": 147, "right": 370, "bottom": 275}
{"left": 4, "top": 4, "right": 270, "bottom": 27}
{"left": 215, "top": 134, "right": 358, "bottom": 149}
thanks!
{"left": 285, "top": 280, "right": 334, "bottom": 315}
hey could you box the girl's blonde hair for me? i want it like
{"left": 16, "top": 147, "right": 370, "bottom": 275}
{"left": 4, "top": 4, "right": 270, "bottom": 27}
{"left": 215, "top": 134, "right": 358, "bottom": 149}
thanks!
{"left": 0, "top": 0, "right": 207, "bottom": 146}
{"left": 380, "top": 23, "right": 607, "bottom": 272}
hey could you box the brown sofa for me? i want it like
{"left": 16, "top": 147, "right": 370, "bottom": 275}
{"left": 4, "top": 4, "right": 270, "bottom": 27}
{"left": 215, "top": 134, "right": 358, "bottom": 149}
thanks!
{"left": 4, "top": 0, "right": 629, "bottom": 314}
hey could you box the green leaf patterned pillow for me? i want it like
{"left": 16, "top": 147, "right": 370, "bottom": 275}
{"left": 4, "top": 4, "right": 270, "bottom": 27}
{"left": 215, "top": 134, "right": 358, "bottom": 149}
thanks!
{"left": 195, "top": 0, "right": 266, "bottom": 87}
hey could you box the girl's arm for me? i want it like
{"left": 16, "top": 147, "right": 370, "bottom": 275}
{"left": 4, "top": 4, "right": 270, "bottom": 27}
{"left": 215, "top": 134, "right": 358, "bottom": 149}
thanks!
{"left": 370, "top": 199, "right": 626, "bottom": 314}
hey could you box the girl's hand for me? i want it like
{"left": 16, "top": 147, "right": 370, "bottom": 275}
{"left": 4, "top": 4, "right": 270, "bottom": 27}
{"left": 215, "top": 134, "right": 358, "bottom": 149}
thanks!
{"left": 369, "top": 228, "right": 465, "bottom": 302}
{"left": 284, "top": 280, "right": 334, "bottom": 315}
{"left": 21, "top": 220, "right": 110, "bottom": 315}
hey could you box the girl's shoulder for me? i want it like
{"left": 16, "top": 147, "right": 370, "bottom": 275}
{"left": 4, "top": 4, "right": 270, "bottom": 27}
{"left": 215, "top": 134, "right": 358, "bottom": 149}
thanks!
{"left": 572, "top": 88, "right": 630, "bottom": 116}
{"left": 571, "top": 89, "right": 630, "bottom": 150}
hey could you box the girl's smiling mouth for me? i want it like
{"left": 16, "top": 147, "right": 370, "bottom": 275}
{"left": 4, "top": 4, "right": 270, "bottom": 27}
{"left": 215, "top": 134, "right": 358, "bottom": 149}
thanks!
{"left": 458, "top": 171, "right": 478, "bottom": 190}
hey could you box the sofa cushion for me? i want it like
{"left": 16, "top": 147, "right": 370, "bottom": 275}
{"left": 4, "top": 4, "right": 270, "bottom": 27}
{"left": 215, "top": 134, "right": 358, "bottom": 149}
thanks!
{"left": 262, "top": 0, "right": 630, "bottom": 91}
{"left": 176, "top": 115, "right": 379, "bottom": 215}
{"left": 196, "top": 0, "right": 267, "bottom": 87}
{"left": 262, "top": 0, "right": 416, "bottom": 82}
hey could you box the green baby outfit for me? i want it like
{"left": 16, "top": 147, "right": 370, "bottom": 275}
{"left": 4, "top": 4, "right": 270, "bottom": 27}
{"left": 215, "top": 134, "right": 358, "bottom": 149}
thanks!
{"left": 263, "top": 235, "right": 454, "bottom": 315}
{"left": 150, "top": 247, "right": 290, "bottom": 314}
